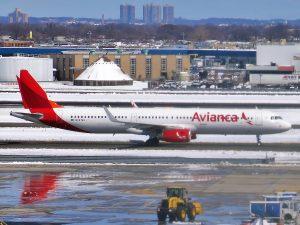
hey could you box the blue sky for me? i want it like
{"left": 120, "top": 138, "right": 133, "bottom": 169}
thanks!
{"left": 0, "top": 0, "right": 299, "bottom": 20}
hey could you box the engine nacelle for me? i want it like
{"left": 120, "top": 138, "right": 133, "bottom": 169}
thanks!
{"left": 161, "top": 128, "right": 192, "bottom": 143}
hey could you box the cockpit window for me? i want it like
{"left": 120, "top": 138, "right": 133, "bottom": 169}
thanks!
{"left": 271, "top": 116, "right": 283, "bottom": 120}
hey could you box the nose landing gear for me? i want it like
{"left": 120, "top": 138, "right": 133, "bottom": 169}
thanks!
{"left": 256, "top": 135, "right": 262, "bottom": 146}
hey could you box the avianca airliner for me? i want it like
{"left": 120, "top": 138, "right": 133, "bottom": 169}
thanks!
{"left": 11, "top": 70, "right": 291, "bottom": 145}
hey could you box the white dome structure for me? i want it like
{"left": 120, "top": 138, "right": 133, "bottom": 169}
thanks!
{"left": 74, "top": 57, "right": 133, "bottom": 86}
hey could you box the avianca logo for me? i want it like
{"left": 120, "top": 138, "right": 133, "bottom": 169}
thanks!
{"left": 192, "top": 112, "right": 254, "bottom": 125}
{"left": 241, "top": 112, "right": 254, "bottom": 125}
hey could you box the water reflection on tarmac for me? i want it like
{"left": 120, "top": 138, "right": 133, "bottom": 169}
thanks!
{"left": 0, "top": 163, "right": 299, "bottom": 225}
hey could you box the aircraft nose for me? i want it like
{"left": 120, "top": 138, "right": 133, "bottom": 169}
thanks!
{"left": 280, "top": 121, "right": 292, "bottom": 132}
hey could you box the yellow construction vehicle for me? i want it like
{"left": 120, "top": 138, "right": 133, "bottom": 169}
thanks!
{"left": 157, "top": 187, "right": 203, "bottom": 223}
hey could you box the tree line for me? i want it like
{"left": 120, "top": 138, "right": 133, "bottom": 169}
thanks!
{"left": 0, "top": 23, "right": 298, "bottom": 43}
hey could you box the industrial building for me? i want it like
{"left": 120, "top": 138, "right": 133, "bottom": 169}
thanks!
{"left": 0, "top": 56, "right": 53, "bottom": 82}
{"left": 257, "top": 44, "right": 300, "bottom": 72}
{"left": 51, "top": 51, "right": 190, "bottom": 81}
{"left": 74, "top": 57, "right": 133, "bottom": 86}
{"left": 252, "top": 44, "right": 300, "bottom": 87}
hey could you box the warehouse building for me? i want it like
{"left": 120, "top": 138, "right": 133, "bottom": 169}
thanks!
{"left": 257, "top": 44, "right": 300, "bottom": 72}
{"left": 51, "top": 51, "right": 190, "bottom": 81}
{"left": 0, "top": 56, "right": 53, "bottom": 82}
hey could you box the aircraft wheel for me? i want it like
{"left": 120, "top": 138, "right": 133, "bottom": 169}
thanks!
{"left": 145, "top": 137, "right": 159, "bottom": 146}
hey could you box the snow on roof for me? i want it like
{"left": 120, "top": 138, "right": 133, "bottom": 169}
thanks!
{"left": 76, "top": 57, "right": 132, "bottom": 81}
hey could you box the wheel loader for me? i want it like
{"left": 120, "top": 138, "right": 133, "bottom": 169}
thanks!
{"left": 157, "top": 187, "right": 203, "bottom": 223}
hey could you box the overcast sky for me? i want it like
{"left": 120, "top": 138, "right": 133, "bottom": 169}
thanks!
{"left": 0, "top": 0, "right": 299, "bottom": 20}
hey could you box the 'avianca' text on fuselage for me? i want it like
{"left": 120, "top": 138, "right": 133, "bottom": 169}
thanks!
{"left": 10, "top": 70, "right": 292, "bottom": 145}
{"left": 192, "top": 112, "right": 254, "bottom": 125}
{"left": 193, "top": 112, "right": 239, "bottom": 123}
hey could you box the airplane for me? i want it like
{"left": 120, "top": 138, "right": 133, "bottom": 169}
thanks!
{"left": 11, "top": 70, "right": 292, "bottom": 146}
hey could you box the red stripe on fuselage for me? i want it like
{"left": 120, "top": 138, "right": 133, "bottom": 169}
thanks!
{"left": 40, "top": 108, "right": 88, "bottom": 133}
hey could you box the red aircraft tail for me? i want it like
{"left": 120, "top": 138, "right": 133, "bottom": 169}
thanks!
{"left": 17, "top": 70, "right": 61, "bottom": 113}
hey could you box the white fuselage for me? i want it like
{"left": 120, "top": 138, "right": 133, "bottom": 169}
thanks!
{"left": 54, "top": 107, "right": 291, "bottom": 135}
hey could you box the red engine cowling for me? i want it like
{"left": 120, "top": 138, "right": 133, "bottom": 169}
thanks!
{"left": 161, "top": 128, "right": 192, "bottom": 143}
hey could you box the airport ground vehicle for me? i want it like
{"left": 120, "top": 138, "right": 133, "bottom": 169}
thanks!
{"left": 157, "top": 187, "right": 203, "bottom": 222}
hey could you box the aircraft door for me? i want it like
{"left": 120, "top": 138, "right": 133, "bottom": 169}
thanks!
{"left": 255, "top": 111, "right": 263, "bottom": 126}
{"left": 131, "top": 113, "right": 138, "bottom": 123}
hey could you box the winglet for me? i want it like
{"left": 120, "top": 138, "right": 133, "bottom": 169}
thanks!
{"left": 130, "top": 100, "right": 138, "bottom": 108}
{"left": 103, "top": 106, "right": 120, "bottom": 123}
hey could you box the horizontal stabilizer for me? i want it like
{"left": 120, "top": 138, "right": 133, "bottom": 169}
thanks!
{"left": 292, "top": 124, "right": 300, "bottom": 129}
{"left": 10, "top": 112, "right": 43, "bottom": 124}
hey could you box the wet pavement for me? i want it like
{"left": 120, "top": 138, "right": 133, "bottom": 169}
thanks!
{"left": 0, "top": 163, "right": 299, "bottom": 225}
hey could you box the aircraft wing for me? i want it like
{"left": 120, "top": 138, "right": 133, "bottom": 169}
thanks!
{"left": 103, "top": 106, "right": 181, "bottom": 131}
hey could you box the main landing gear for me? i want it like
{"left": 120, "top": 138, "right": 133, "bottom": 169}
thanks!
{"left": 145, "top": 137, "right": 160, "bottom": 146}
{"left": 256, "top": 135, "right": 262, "bottom": 146}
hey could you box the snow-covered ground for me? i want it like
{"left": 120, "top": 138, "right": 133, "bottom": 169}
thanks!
{"left": 0, "top": 148, "right": 299, "bottom": 164}
{"left": 0, "top": 127, "right": 299, "bottom": 144}
{"left": 0, "top": 81, "right": 148, "bottom": 91}
{"left": 0, "top": 107, "right": 29, "bottom": 123}
{"left": 1, "top": 81, "right": 300, "bottom": 95}
{"left": 2, "top": 91, "right": 300, "bottom": 105}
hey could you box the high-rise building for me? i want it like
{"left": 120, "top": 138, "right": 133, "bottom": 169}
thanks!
{"left": 101, "top": 14, "right": 105, "bottom": 25}
{"left": 120, "top": 4, "right": 135, "bottom": 24}
{"left": 163, "top": 5, "right": 174, "bottom": 24}
{"left": 8, "top": 8, "right": 29, "bottom": 24}
{"left": 143, "top": 4, "right": 161, "bottom": 24}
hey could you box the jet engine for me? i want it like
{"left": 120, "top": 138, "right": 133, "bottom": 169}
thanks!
{"left": 161, "top": 128, "right": 192, "bottom": 143}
